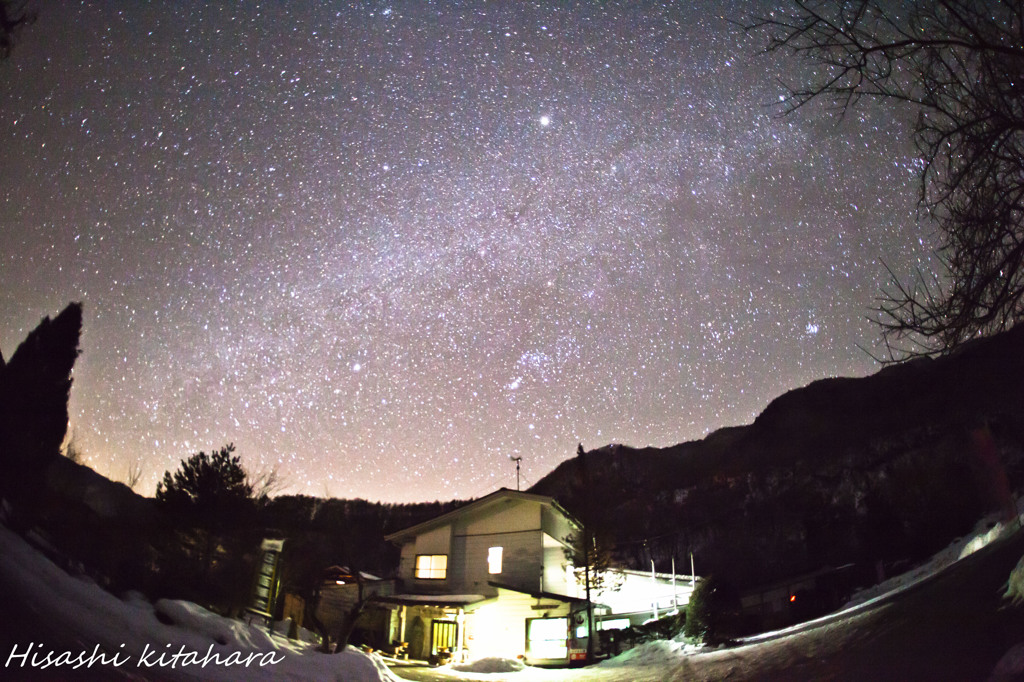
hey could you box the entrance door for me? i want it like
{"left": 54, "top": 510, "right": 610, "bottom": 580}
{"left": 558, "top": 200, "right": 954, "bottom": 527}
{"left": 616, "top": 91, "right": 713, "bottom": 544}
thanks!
{"left": 409, "top": 617, "right": 426, "bottom": 659}
{"left": 431, "top": 619, "right": 458, "bottom": 655}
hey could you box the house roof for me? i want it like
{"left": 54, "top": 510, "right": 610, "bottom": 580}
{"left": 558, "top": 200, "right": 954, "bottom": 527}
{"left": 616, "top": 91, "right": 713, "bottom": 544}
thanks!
{"left": 374, "top": 593, "right": 488, "bottom": 608}
{"left": 384, "top": 487, "right": 580, "bottom": 543}
{"left": 375, "top": 585, "right": 590, "bottom": 610}
{"left": 320, "top": 565, "right": 384, "bottom": 583}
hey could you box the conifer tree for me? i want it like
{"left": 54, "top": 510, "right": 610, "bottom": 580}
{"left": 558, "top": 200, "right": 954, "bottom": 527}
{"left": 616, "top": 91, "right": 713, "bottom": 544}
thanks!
{"left": 0, "top": 302, "right": 82, "bottom": 525}
{"left": 156, "top": 444, "right": 261, "bottom": 608}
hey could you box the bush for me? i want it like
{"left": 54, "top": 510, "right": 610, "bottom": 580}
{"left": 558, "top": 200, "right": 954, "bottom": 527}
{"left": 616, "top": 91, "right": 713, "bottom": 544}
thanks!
{"left": 684, "top": 576, "right": 738, "bottom": 644}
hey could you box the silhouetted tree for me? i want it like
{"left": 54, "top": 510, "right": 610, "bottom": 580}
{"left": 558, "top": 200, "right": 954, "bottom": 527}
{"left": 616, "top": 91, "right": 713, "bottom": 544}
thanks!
{"left": 157, "top": 444, "right": 254, "bottom": 515}
{"left": 564, "top": 444, "right": 629, "bottom": 661}
{"left": 748, "top": 0, "right": 1024, "bottom": 359}
{"left": 0, "top": 302, "right": 82, "bottom": 528}
{"left": 326, "top": 567, "right": 373, "bottom": 654}
{"left": 563, "top": 529, "right": 623, "bottom": 598}
{"left": 683, "top": 576, "right": 741, "bottom": 644}
{"left": 156, "top": 444, "right": 260, "bottom": 609}
{"left": 1, "top": 0, "right": 34, "bottom": 59}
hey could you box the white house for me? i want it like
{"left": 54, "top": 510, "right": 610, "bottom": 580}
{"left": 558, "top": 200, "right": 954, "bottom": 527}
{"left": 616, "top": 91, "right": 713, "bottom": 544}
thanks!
{"left": 373, "top": 488, "right": 697, "bottom": 665}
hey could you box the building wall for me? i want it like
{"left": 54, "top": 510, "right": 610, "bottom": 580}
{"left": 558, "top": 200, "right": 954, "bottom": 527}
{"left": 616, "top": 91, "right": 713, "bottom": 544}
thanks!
{"left": 397, "top": 543, "right": 416, "bottom": 582}
{"left": 449, "top": 534, "right": 467, "bottom": 589}
{"left": 397, "top": 498, "right": 551, "bottom": 594}
{"left": 541, "top": 505, "right": 577, "bottom": 545}
{"left": 466, "top": 588, "right": 572, "bottom": 662}
{"left": 459, "top": 498, "right": 541, "bottom": 535}
{"left": 542, "top": 533, "right": 579, "bottom": 597}
{"left": 593, "top": 570, "right": 695, "bottom": 619}
{"left": 460, "top": 529, "right": 541, "bottom": 593}
{"left": 398, "top": 525, "right": 454, "bottom": 591}
{"left": 414, "top": 524, "right": 452, "bottom": 557}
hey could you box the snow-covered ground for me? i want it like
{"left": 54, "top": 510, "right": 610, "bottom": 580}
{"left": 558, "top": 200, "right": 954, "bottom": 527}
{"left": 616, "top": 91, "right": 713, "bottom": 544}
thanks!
{"left": 0, "top": 523, "right": 400, "bottom": 681}
{"left": 384, "top": 502, "right": 1024, "bottom": 681}
{"left": 2, "top": 501, "right": 1023, "bottom": 681}
{"left": 843, "top": 505, "right": 1024, "bottom": 609}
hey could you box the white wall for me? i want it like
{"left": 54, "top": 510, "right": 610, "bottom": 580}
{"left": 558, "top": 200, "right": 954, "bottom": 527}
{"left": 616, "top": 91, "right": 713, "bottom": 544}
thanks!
{"left": 541, "top": 533, "right": 577, "bottom": 597}
{"left": 466, "top": 588, "right": 571, "bottom": 661}
{"left": 594, "top": 570, "right": 695, "bottom": 617}
{"left": 453, "top": 498, "right": 545, "bottom": 594}
{"left": 460, "top": 499, "right": 541, "bottom": 535}
{"left": 397, "top": 525, "right": 453, "bottom": 588}
{"left": 394, "top": 496, "right": 583, "bottom": 599}
{"left": 541, "top": 506, "right": 578, "bottom": 545}
{"left": 460, "top": 530, "right": 541, "bottom": 593}
{"left": 414, "top": 524, "right": 452, "bottom": 556}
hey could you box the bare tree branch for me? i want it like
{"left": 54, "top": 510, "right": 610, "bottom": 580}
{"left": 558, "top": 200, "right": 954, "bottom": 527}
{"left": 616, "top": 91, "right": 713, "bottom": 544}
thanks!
{"left": 747, "top": 0, "right": 1024, "bottom": 360}
{"left": 126, "top": 458, "right": 143, "bottom": 490}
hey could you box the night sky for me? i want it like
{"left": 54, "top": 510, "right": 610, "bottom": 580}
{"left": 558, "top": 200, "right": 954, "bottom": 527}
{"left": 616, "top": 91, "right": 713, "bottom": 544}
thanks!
{"left": 0, "top": 2, "right": 934, "bottom": 503}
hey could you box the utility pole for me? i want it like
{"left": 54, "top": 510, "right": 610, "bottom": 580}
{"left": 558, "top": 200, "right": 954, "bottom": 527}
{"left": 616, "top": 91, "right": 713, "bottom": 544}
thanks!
{"left": 576, "top": 443, "right": 595, "bottom": 664}
{"left": 510, "top": 456, "right": 522, "bottom": 491}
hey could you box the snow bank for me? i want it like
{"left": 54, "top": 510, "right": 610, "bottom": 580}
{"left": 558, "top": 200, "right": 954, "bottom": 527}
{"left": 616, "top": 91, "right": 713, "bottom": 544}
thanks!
{"left": 0, "top": 523, "right": 399, "bottom": 681}
{"left": 844, "top": 503, "right": 1024, "bottom": 609}
{"left": 6, "top": 492, "right": 1019, "bottom": 682}
{"left": 154, "top": 599, "right": 279, "bottom": 650}
{"left": 452, "top": 657, "right": 527, "bottom": 673}
{"left": 596, "top": 639, "right": 686, "bottom": 668}
{"left": 272, "top": 616, "right": 320, "bottom": 644}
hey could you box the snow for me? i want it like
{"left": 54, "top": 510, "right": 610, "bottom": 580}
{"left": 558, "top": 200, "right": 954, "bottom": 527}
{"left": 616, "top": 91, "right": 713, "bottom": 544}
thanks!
{"left": 271, "top": 617, "right": 321, "bottom": 644}
{"left": 593, "top": 639, "right": 704, "bottom": 668}
{"left": 394, "top": 502, "right": 1024, "bottom": 681}
{"left": 843, "top": 503, "right": 1024, "bottom": 610}
{"left": 0, "top": 522, "right": 400, "bottom": 681}
{"left": 451, "top": 657, "right": 527, "bottom": 673}
{"left": 3, "top": 499, "right": 1023, "bottom": 681}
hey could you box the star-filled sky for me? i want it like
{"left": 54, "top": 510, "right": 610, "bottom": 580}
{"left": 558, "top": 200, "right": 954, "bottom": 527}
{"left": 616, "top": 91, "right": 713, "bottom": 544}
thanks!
{"left": 0, "top": 1, "right": 935, "bottom": 503}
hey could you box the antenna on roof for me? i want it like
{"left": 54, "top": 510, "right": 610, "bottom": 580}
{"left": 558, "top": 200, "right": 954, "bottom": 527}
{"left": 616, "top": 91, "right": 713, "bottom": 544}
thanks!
{"left": 509, "top": 456, "right": 523, "bottom": 491}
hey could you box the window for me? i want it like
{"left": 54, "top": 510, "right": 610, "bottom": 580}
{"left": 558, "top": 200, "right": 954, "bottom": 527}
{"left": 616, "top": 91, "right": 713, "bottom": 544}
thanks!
{"left": 487, "top": 546, "right": 503, "bottom": 574}
{"left": 599, "top": 618, "right": 631, "bottom": 631}
{"left": 527, "top": 617, "right": 568, "bottom": 659}
{"left": 415, "top": 554, "right": 448, "bottom": 579}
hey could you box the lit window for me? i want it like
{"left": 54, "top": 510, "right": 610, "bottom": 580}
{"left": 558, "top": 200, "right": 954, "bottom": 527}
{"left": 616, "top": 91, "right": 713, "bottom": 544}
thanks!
{"left": 528, "top": 617, "right": 568, "bottom": 659}
{"left": 599, "top": 618, "right": 630, "bottom": 631}
{"left": 488, "top": 546, "right": 503, "bottom": 574}
{"left": 415, "top": 554, "right": 448, "bottom": 579}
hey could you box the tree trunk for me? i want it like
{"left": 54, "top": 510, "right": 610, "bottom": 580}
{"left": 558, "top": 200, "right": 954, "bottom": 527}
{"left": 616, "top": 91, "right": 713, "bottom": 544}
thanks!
{"left": 332, "top": 574, "right": 367, "bottom": 653}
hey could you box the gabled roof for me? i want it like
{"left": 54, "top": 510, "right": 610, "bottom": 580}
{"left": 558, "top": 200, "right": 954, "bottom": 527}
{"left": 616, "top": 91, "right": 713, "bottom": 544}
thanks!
{"left": 384, "top": 487, "right": 580, "bottom": 543}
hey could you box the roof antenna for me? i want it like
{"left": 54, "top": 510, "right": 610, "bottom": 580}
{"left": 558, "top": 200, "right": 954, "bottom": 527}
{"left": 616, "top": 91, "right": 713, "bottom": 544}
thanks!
{"left": 510, "top": 456, "right": 523, "bottom": 491}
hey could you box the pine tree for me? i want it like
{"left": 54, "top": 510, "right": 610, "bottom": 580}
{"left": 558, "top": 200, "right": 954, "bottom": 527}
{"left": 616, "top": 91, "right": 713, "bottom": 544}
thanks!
{"left": 156, "top": 444, "right": 260, "bottom": 608}
{"left": 683, "top": 576, "right": 716, "bottom": 643}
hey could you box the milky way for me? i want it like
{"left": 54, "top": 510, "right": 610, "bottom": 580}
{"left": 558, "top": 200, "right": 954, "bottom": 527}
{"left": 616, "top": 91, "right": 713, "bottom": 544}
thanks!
{"left": 0, "top": 2, "right": 935, "bottom": 502}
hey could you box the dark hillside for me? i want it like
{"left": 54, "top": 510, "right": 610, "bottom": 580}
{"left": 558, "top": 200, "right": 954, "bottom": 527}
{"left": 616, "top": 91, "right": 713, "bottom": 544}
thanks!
{"left": 530, "top": 324, "right": 1024, "bottom": 595}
